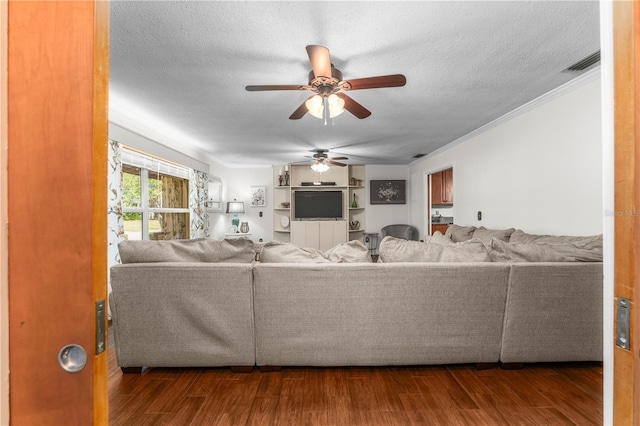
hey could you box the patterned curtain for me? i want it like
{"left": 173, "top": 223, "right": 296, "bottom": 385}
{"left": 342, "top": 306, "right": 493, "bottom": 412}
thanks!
{"left": 107, "top": 140, "right": 124, "bottom": 267}
{"left": 189, "top": 169, "right": 210, "bottom": 238}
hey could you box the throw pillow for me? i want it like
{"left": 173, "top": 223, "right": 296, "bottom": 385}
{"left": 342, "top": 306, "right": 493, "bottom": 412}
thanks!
{"left": 324, "top": 240, "right": 372, "bottom": 263}
{"left": 445, "top": 224, "right": 477, "bottom": 242}
{"left": 422, "top": 231, "right": 453, "bottom": 245}
{"left": 472, "top": 226, "right": 516, "bottom": 246}
{"left": 378, "top": 236, "right": 490, "bottom": 263}
{"left": 118, "top": 238, "right": 255, "bottom": 263}
{"left": 259, "top": 241, "right": 330, "bottom": 263}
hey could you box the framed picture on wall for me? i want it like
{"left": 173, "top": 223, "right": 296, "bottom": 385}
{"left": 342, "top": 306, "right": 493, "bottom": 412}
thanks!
{"left": 370, "top": 180, "right": 406, "bottom": 204}
{"left": 250, "top": 186, "right": 267, "bottom": 207}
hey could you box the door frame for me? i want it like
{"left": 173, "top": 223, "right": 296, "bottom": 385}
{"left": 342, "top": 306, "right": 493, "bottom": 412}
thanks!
{"left": 1, "top": 0, "right": 8, "bottom": 423}
{"left": 610, "top": 0, "right": 640, "bottom": 424}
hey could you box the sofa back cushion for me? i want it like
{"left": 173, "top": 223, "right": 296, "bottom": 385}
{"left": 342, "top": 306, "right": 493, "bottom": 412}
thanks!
{"left": 324, "top": 240, "right": 372, "bottom": 263}
{"left": 489, "top": 238, "right": 603, "bottom": 262}
{"left": 259, "top": 241, "right": 330, "bottom": 263}
{"left": 509, "top": 229, "right": 603, "bottom": 246}
{"left": 472, "top": 227, "right": 515, "bottom": 246}
{"left": 378, "top": 236, "right": 491, "bottom": 263}
{"left": 422, "top": 231, "right": 453, "bottom": 245}
{"left": 118, "top": 238, "right": 255, "bottom": 263}
{"left": 260, "top": 240, "right": 372, "bottom": 263}
{"left": 445, "top": 224, "right": 477, "bottom": 242}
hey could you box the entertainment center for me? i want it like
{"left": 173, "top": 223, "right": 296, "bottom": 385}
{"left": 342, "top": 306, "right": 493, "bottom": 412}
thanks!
{"left": 273, "top": 164, "right": 365, "bottom": 250}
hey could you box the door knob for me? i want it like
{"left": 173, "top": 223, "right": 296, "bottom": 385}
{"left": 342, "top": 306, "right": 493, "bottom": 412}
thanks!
{"left": 58, "top": 344, "right": 87, "bottom": 373}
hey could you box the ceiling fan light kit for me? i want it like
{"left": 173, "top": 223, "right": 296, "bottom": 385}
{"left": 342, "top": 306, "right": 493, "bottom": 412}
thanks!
{"left": 245, "top": 45, "right": 406, "bottom": 122}
{"left": 305, "top": 94, "right": 345, "bottom": 120}
{"left": 310, "top": 161, "right": 330, "bottom": 173}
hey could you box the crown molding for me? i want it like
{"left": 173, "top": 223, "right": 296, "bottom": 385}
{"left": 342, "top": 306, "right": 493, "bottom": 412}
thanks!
{"left": 414, "top": 66, "right": 601, "bottom": 164}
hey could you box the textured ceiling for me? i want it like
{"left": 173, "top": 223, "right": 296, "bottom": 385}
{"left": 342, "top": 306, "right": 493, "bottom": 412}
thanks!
{"left": 110, "top": 1, "right": 600, "bottom": 167}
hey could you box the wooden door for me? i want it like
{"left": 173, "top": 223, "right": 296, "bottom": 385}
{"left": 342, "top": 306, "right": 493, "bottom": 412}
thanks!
{"left": 613, "top": 1, "right": 640, "bottom": 423}
{"left": 443, "top": 168, "right": 453, "bottom": 204}
{"left": 430, "top": 171, "right": 443, "bottom": 205}
{"left": 7, "top": 1, "right": 109, "bottom": 424}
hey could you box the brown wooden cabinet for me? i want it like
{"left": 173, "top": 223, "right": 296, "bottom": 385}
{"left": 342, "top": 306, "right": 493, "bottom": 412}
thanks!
{"left": 431, "top": 168, "right": 453, "bottom": 206}
{"left": 431, "top": 224, "right": 449, "bottom": 235}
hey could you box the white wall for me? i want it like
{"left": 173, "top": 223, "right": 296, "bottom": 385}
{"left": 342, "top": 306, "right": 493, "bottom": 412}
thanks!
{"left": 209, "top": 166, "right": 273, "bottom": 242}
{"left": 108, "top": 121, "right": 281, "bottom": 242}
{"left": 409, "top": 77, "right": 603, "bottom": 238}
{"left": 364, "top": 165, "right": 410, "bottom": 234}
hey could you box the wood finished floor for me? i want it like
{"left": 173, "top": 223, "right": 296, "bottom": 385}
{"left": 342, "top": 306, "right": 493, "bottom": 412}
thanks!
{"left": 108, "top": 346, "right": 603, "bottom": 425}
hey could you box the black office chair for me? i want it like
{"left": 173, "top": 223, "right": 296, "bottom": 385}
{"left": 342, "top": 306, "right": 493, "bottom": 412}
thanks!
{"left": 380, "top": 224, "right": 420, "bottom": 241}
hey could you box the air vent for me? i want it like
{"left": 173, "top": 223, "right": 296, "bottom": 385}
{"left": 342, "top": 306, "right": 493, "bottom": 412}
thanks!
{"left": 565, "top": 51, "right": 600, "bottom": 71}
{"left": 412, "top": 154, "right": 426, "bottom": 159}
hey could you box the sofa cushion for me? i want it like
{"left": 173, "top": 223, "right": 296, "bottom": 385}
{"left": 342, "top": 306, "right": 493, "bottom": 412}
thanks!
{"left": 445, "top": 224, "right": 477, "bottom": 242}
{"left": 324, "top": 240, "right": 372, "bottom": 263}
{"left": 118, "top": 238, "right": 255, "bottom": 263}
{"left": 260, "top": 241, "right": 330, "bottom": 263}
{"left": 472, "top": 226, "right": 515, "bottom": 246}
{"left": 378, "top": 236, "right": 491, "bottom": 263}
{"left": 423, "top": 231, "right": 453, "bottom": 245}
{"left": 509, "top": 229, "right": 603, "bottom": 246}
{"left": 488, "top": 238, "right": 602, "bottom": 262}
{"left": 488, "top": 239, "right": 569, "bottom": 262}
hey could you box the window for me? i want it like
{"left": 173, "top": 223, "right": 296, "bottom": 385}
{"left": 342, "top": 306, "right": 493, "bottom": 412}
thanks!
{"left": 121, "top": 148, "right": 191, "bottom": 240}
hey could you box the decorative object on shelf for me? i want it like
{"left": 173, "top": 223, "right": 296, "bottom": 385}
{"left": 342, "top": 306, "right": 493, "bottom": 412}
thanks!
{"left": 284, "top": 171, "right": 290, "bottom": 186}
{"left": 280, "top": 201, "right": 290, "bottom": 208}
{"left": 349, "top": 220, "right": 360, "bottom": 230}
{"left": 351, "top": 193, "right": 358, "bottom": 208}
{"left": 280, "top": 215, "right": 290, "bottom": 229}
{"left": 226, "top": 199, "right": 245, "bottom": 231}
{"left": 370, "top": 180, "right": 406, "bottom": 204}
{"left": 250, "top": 186, "right": 267, "bottom": 207}
{"left": 240, "top": 222, "right": 249, "bottom": 234}
{"left": 228, "top": 225, "right": 238, "bottom": 234}
{"left": 350, "top": 177, "right": 357, "bottom": 186}
{"left": 278, "top": 174, "right": 283, "bottom": 186}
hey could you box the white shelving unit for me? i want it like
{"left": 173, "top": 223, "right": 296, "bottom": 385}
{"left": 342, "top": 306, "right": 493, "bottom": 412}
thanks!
{"left": 272, "top": 166, "right": 291, "bottom": 243}
{"left": 272, "top": 164, "right": 366, "bottom": 248}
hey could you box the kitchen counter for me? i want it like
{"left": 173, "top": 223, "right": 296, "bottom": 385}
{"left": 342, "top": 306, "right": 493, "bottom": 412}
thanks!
{"left": 431, "top": 216, "right": 454, "bottom": 224}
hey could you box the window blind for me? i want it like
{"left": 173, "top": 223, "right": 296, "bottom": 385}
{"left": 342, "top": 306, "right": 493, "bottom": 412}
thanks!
{"left": 122, "top": 147, "right": 190, "bottom": 179}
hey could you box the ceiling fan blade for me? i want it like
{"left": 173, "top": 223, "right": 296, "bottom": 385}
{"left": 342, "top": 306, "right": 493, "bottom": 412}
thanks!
{"left": 289, "top": 98, "right": 311, "bottom": 120}
{"left": 306, "top": 45, "right": 332, "bottom": 79}
{"left": 245, "top": 84, "right": 305, "bottom": 91}
{"left": 326, "top": 159, "right": 347, "bottom": 167}
{"left": 329, "top": 156, "right": 348, "bottom": 161}
{"left": 343, "top": 74, "right": 407, "bottom": 91}
{"left": 336, "top": 93, "right": 371, "bottom": 119}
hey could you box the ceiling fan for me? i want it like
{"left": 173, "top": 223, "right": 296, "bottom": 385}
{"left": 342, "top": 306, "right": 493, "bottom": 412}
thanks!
{"left": 245, "top": 45, "right": 406, "bottom": 123}
{"left": 298, "top": 149, "right": 347, "bottom": 172}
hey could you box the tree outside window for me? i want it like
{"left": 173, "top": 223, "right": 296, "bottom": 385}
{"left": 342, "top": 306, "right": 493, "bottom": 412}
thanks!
{"left": 122, "top": 161, "right": 190, "bottom": 240}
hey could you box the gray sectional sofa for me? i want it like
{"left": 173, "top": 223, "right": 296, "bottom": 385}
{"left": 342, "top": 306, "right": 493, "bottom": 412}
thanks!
{"left": 109, "top": 229, "right": 603, "bottom": 372}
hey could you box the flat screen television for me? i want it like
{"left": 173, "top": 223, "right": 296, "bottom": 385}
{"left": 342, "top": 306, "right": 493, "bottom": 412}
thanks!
{"left": 294, "top": 191, "right": 343, "bottom": 219}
